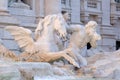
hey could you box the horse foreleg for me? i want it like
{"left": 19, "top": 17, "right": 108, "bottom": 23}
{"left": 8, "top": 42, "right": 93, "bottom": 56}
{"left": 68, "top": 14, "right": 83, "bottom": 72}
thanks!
{"left": 43, "top": 51, "right": 80, "bottom": 68}
{"left": 62, "top": 53, "right": 80, "bottom": 68}
{"left": 64, "top": 48, "right": 78, "bottom": 61}
{"left": 18, "top": 50, "right": 80, "bottom": 68}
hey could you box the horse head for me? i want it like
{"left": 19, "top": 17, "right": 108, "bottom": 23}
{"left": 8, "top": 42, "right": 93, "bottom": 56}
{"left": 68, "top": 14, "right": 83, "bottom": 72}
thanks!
{"left": 53, "top": 14, "right": 67, "bottom": 41}
{"left": 35, "top": 14, "right": 67, "bottom": 42}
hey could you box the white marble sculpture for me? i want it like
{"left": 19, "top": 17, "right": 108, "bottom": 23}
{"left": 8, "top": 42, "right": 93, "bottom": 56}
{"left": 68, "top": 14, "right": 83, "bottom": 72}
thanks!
{"left": 65, "top": 21, "right": 101, "bottom": 67}
{"left": 5, "top": 14, "right": 79, "bottom": 68}
{"left": 34, "top": 14, "right": 67, "bottom": 52}
{"left": 5, "top": 13, "right": 101, "bottom": 68}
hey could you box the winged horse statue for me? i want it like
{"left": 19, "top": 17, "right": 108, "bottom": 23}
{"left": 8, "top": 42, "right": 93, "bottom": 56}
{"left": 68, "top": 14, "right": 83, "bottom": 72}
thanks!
{"left": 5, "top": 14, "right": 80, "bottom": 68}
{"left": 4, "top": 12, "right": 101, "bottom": 68}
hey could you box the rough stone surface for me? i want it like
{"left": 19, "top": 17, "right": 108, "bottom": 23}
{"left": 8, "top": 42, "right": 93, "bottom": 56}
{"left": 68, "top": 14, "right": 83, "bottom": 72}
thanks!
{"left": 15, "top": 62, "right": 53, "bottom": 77}
{"left": 0, "top": 61, "right": 20, "bottom": 80}
{"left": 1, "top": 52, "right": 120, "bottom": 80}
{"left": 86, "top": 49, "right": 120, "bottom": 79}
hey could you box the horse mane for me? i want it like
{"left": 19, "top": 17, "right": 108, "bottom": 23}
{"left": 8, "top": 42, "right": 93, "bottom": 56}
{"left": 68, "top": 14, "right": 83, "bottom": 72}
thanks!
{"left": 85, "top": 21, "right": 97, "bottom": 36}
{"left": 35, "top": 14, "right": 64, "bottom": 34}
{"left": 36, "top": 15, "right": 55, "bottom": 34}
{"left": 35, "top": 15, "right": 57, "bottom": 40}
{"left": 85, "top": 21, "right": 101, "bottom": 48}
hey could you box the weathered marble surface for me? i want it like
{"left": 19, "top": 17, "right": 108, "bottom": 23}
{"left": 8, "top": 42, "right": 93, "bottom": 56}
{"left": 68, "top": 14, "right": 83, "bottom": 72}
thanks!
{"left": 86, "top": 49, "right": 120, "bottom": 79}
{"left": 0, "top": 47, "right": 119, "bottom": 80}
{"left": 0, "top": 62, "right": 79, "bottom": 80}
{"left": 0, "top": 58, "right": 117, "bottom": 80}
{"left": 0, "top": 42, "right": 119, "bottom": 79}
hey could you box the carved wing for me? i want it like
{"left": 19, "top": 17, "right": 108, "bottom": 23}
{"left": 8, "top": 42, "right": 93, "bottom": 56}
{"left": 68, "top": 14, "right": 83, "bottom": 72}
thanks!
{"left": 5, "top": 26, "right": 37, "bottom": 53}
